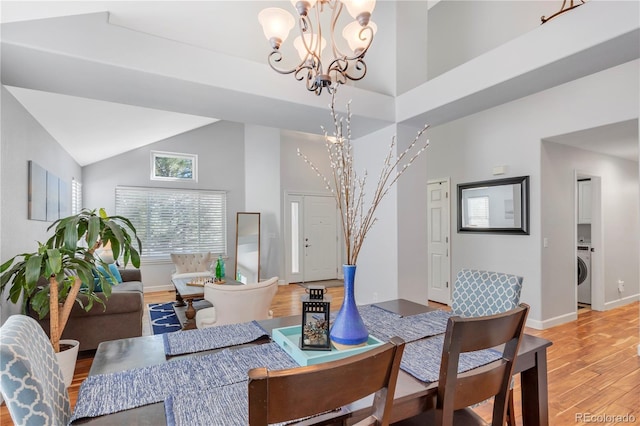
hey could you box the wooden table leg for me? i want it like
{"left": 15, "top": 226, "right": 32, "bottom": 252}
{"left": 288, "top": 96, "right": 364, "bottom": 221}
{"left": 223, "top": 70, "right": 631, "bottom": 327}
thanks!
{"left": 182, "top": 299, "right": 197, "bottom": 330}
{"left": 520, "top": 350, "right": 549, "bottom": 426}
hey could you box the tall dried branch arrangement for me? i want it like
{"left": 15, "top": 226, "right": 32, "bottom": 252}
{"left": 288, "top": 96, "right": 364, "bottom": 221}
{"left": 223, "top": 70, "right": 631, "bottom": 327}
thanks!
{"left": 298, "top": 92, "right": 429, "bottom": 265}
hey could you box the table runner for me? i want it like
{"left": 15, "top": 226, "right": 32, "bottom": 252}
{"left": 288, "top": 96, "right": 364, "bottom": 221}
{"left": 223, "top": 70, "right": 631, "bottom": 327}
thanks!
{"left": 73, "top": 308, "right": 503, "bottom": 424}
{"left": 163, "top": 320, "right": 269, "bottom": 356}
{"left": 70, "top": 343, "right": 298, "bottom": 423}
{"left": 400, "top": 335, "right": 502, "bottom": 383}
{"left": 165, "top": 382, "right": 344, "bottom": 426}
{"left": 361, "top": 307, "right": 453, "bottom": 343}
{"left": 317, "top": 305, "right": 452, "bottom": 344}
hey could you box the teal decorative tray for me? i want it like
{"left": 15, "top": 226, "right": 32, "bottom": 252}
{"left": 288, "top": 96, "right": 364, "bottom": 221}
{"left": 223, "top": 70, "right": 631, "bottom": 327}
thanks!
{"left": 272, "top": 325, "right": 384, "bottom": 366}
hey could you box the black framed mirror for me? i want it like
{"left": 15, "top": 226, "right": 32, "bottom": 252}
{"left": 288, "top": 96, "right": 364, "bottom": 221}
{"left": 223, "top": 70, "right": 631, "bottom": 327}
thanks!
{"left": 457, "top": 175, "right": 529, "bottom": 235}
{"left": 235, "top": 212, "right": 260, "bottom": 283}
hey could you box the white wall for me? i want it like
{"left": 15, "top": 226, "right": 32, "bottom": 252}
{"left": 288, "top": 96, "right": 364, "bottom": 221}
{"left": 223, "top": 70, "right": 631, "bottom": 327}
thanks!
{"left": 280, "top": 132, "right": 331, "bottom": 194}
{"left": 0, "top": 86, "right": 82, "bottom": 322}
{"left": 541, "top": 142, "right": 639, "bottom": 318}
{"left": 352, "top": 124, "right": 400, "bottom": 305}
{"left": 398, "top": 59, "right": 639, "bottom": 327}
{"left": 244, "top": 125, "right": 280, "bottom": 281}
{"left": 82, "top": 121, "right": 245, "bottom": 292}
{"left": 427, "top": 1, "right": 557, "bottom": 79}
{"left": 397, "top": 123, "right": 430, "bottom": 304}
{"left": 396, "top": 1, "right": 428, "bottom": 95}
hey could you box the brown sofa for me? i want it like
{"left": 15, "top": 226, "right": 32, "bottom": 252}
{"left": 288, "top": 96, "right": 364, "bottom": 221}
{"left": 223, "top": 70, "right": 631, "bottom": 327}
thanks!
{"left": 29, "top": 268, "right": 144, "bottom": 351}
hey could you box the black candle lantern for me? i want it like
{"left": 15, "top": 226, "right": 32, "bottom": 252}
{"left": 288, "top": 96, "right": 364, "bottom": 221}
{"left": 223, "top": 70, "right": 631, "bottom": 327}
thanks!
{"left": 300, "top": 285, "right": 331, "bottom": 351}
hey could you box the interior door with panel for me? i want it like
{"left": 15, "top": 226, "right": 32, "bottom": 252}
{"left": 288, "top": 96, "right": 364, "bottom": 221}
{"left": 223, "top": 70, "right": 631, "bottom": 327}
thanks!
{"left": 427, "top": 179, "right": 451, "bottom": 305}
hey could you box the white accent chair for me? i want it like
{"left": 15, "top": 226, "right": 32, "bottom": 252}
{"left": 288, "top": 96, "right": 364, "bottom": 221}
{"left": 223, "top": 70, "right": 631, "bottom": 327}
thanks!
{"left": 195, "top": 277, "right": 279, "bottom": 329}
{"left": 170, "top": 252, "right": 213, "bottom": 280}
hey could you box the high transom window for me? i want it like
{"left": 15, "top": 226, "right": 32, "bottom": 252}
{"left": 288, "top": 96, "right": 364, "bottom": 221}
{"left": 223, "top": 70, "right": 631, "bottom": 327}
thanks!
{"left": 151, "top": 151, "right": 198, "bottom": 182}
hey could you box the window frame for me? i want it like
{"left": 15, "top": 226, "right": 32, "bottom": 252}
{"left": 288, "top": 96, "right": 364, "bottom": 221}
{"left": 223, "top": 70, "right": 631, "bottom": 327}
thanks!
{"left": 150, "top": 150, "right": 198, "bottom": 182}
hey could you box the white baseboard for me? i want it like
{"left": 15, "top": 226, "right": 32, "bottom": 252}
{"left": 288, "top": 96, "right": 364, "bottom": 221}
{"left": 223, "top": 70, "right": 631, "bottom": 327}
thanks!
{"left": 527, "top": 311, "right": 577, "bottom": 330}
{"left": 526, "top": 294, "right": 639, "bottom": 330}
{"left": 603, "top": 294, "right": 640, "bottom": 310}
{"left": 143, "top": 284, "right": 175, "bottom": 293}
{"left": 278, "top": 279, "right": 287, "bottom": 286}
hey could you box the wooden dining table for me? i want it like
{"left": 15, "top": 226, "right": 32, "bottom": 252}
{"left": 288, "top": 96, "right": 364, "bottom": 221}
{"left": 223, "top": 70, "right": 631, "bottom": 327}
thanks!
{"left": 74, "top": 299, "right": 552, "bottom": 425}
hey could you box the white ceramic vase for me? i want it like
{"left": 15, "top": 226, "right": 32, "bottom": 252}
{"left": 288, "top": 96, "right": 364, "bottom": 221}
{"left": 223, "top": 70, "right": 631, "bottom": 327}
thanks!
{"left": 55, "top": 339, "right": 79, "bottom": 388}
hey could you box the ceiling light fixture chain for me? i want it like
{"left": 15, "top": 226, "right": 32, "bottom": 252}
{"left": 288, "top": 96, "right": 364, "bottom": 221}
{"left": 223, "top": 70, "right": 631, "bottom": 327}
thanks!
{"left": 259, "top": 0, "right": 377, "bottom": 95}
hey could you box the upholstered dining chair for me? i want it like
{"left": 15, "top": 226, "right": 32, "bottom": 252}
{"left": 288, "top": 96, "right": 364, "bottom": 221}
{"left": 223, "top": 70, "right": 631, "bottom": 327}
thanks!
{"left": 451, "top": 269, "right": 523, "bottom": 318}
{"left": 0, "top": 315, "right": 72, "bottom": 426}
{"left": 394, "top": 304, "right": 529, "bottom": 426}
{"left": 248, "top": 336, "right": 405, "bottom": 426}
{"left": 195, "top": 276, "right": 279, "bottom": 329}
{"left": 450, "top": 269, "right": 524, "bottom": 426}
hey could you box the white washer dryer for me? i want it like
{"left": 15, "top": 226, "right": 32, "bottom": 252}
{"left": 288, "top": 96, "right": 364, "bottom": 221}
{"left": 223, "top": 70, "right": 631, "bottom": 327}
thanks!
{"left": 577, "top": 244, "right": 591, "bottom": 304}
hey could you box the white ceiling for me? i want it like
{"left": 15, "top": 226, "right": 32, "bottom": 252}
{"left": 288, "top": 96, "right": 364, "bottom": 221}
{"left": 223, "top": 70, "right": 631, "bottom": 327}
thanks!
{"left": 5, "top": 86, "right": 218, "bottom": 166}
{"left": 1, "top": 1, "right": 638, "bottom": 165}
{"left": 545, "top": 119, "right": 639, "bottom": 162}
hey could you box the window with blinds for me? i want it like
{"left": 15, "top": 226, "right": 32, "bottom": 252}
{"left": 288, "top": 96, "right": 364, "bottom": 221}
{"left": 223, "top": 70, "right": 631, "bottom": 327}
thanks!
{"left": 71, "top": 178, "right": 82, "bottom": 214}
{"left": 467, "top": 196, "right": 490, "bottom": 228}
{"left": 115, "top": 186, "right": 226, "bottom": 259}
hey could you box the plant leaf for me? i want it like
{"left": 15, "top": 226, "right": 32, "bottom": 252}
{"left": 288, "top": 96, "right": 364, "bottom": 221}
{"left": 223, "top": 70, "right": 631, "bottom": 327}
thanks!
{"left": 46, "top": 249, "right": 62, "bottom": 275}
{"left": 86, "top": 215, "right": 100, "bottom": 249}
{"left": 63, "top": 216, "right": 80, "bottom": 250}
{"left": 24, "top": 255, "right": 43, "bottom": 286}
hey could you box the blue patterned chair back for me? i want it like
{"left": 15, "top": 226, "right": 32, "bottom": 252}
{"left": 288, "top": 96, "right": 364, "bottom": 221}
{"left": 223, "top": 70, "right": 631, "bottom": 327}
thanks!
{"left": 0, "top": 315, "right": 71, "bottom": 425}
{"left": 451, "top": 269, "right": 523, "bottom": 317}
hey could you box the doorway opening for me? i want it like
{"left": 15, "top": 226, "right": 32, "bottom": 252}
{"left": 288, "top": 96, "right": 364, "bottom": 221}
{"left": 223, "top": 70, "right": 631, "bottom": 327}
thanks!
{"left": 575, "top": 171, "right": 603, "bottom": 312}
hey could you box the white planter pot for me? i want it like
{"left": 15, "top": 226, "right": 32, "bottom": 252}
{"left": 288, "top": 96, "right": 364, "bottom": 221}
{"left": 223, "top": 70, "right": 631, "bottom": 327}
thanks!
{"left": 55, "top": 339, "right": 79, "bottom": 388}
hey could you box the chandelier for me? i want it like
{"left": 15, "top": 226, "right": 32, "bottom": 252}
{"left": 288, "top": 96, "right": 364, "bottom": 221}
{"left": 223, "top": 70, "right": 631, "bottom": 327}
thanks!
{"left": 258, "top": 0, "right": 377, "bottom": 95}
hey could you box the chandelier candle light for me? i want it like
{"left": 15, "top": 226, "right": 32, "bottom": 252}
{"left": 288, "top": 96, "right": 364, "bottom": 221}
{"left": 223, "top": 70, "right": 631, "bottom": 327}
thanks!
{"left": 258, "top": 0, "right": 377, "bottom": 95}
{"left": 298, "top": 92, "right": 430, "bottom": 348}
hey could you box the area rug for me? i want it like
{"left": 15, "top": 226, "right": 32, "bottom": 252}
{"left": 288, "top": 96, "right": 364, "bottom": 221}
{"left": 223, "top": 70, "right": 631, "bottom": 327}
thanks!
{"left": 148, "top": 302, "right": 181, "bottom": 335}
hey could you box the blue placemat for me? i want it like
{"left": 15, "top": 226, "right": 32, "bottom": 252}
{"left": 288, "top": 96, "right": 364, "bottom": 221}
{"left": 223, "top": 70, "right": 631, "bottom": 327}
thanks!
{"left": 166, "top": 382, "right": 248, "bottom": 426}
{"left": 71, "top": 343, "right": 298, "bottom": 423}
{"left": 166, "top": 382, "right": 344, "bottom": 426}
{"left": 163, "top": 321, "right": 269, "bottom": 356}
{"left": 317, "top": 305, "right": 452, "bottom": 344}
{"left": 363, "top": 309, "right": 453, "bottom": 343}
{"left": 400, "top": 335, "right": 502, "bottom": 383}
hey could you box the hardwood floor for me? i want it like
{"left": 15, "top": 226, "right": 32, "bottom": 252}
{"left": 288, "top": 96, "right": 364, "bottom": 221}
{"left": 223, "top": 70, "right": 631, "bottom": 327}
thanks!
{"left": 1, "top": 285, "right": 638, "bottom": 426}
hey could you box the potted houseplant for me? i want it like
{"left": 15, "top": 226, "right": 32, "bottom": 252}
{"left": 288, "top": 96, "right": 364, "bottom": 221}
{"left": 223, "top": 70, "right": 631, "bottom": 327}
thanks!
{"left": 0, "top": 208, "right": 141, "bottom": 381}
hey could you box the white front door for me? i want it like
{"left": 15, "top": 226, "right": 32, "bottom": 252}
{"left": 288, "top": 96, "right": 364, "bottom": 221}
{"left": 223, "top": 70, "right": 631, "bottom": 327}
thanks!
{"left": 427, "top": 179, "right": 451, "bottom": 305}
{"left": 285, "top": 193, "right": 338, "bottom": 284}
{"left": 303, "top": 195, "right": 338, "bottom": 281}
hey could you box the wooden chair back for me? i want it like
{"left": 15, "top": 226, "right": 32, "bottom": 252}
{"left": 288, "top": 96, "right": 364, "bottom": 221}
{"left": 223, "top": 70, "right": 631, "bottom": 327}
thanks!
{"left": 248, "top": 336, "right": 405, "bottom": 426}
{"left": 436, "top": 304, "right": 529, "bottom": 426}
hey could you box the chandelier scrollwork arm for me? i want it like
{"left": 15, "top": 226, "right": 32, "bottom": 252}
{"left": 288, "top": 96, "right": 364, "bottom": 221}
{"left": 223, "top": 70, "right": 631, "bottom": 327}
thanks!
{"left": 259, "top": 0, "right": 378, "bottom": 95}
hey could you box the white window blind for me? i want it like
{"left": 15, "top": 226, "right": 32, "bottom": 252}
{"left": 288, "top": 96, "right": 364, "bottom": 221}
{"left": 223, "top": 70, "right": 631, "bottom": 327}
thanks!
{"left": 71, "top": 178, "right": 82, "bottom": 214}
{"left": 467, "top": 196, "right": 490, "bottom": 227}
{"left": 115, "top": 186, "right": 226, "bottom": 259}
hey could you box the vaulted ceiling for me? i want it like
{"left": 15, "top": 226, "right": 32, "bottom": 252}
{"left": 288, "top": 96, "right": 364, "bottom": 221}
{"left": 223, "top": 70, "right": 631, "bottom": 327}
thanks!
{"left": 1, "top": 1, "right": 638, "bottom": 165}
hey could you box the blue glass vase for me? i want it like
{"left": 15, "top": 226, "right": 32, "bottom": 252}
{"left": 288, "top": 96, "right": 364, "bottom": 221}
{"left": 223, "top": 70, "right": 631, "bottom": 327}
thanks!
{"left": 329, "top": 264, "right": 369, "bottom": 348}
